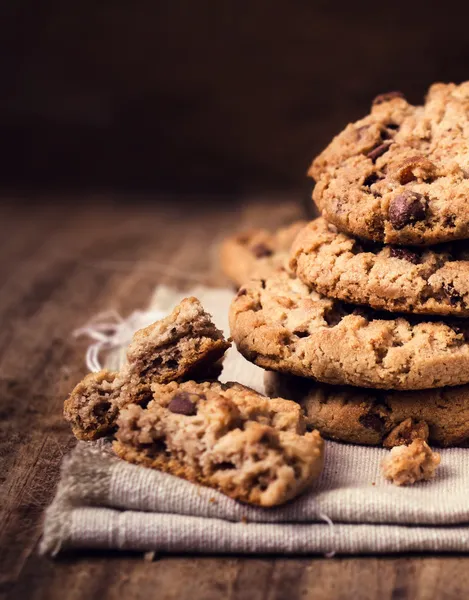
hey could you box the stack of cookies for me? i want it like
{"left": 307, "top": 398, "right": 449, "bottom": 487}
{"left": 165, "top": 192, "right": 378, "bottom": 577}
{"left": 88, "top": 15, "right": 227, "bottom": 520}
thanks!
{"left": 229, "top": 82, "right": 469, "bottom": 461}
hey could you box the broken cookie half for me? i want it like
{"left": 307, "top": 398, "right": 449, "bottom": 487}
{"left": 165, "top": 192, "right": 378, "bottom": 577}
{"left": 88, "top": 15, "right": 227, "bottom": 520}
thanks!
{"left": 113, "top": 380, "right": 324, "bottom": 507}
{"left": 64, "top": 297, "right": 231, "bottom": 440}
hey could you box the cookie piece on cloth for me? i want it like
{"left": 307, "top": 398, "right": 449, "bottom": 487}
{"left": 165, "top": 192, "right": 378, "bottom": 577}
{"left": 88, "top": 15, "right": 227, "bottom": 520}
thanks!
{"left": 121, "top": 296, "right": 230, "bottom": 388}
{"left": 265, "top": 372, "right": 469, "bottom": 447}
{"left": 290, "top": 217, "right": 469, "bottom": 316}
{"left": 381, "top": 440, "right": 440, "bottom": 486}
{"left": 64, "top": 297, "right": 230, "bottom": 440}
{"left": 113, "top": 380, "right": 324, "bottom": 507}
{"left": 220, "top": 221, "right": 306, "bottom": 288}
{"left": 229, "top": 271, "right": 469, "bottom": 390}
{"left": 310, "top": 82, "right": 469, "bottom": 245}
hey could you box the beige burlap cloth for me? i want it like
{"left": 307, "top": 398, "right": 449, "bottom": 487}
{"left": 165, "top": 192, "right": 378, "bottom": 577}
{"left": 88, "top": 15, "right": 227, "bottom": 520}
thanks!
{"left": 41, "top": 287, "right": 469, "bottom": 556}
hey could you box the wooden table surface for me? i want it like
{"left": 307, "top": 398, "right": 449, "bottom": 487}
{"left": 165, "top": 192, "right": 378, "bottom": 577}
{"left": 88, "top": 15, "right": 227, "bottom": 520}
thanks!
{"left": 1, "top": 192, "right": 468, "bottom": 600}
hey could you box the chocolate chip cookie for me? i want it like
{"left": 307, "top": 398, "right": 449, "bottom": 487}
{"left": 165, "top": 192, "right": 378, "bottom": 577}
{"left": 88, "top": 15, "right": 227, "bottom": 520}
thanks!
{"left": 290, "top": 217, "right": 469, "bottom": 316}
{"left": 220, "top": 221, "right": 306, "bottom": 287}
{"left": 229, "top": 271, "right": 469, "bottom": 390}
{"left": 310, "top": 82, "right": 469, "bottom": 245}
{"left": 265, "top": 372, "right": 469, "bottom": 447}
{"left": 64, "top": 297, "right": 230, "bottom": 440}
{"left": 113, "top": 380, "right": 324, "bottom": 507}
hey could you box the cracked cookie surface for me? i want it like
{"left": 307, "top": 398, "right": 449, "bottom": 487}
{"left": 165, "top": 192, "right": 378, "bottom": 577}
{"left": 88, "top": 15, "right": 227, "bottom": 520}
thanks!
{"left": 229, "top": 271, "right": 469, "bottom": 390}
{"left": 220, "top": 221, "right": 306, "bottom": 288}
{"left": 64, "top": 297, "right": 230, "bottom": 440}
{"left": 310, "top": 82, "right": 469, "bottom": 246}
{"left": 290, "top": 218, "right": 469, "bottom": 316}
{"left": 265, "top": 372, "right": 469, "bottom": 447}
{"left": 113, "top": 380, "right": 324, "bottom": 507}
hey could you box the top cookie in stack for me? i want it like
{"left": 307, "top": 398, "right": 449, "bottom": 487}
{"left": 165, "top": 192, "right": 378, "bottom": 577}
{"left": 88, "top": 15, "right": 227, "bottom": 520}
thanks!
{"left": 229, "top": 81, "right": 469, "bottom": 394}
{"left": 310, "top": 82, "right": 469, "bottom": 246}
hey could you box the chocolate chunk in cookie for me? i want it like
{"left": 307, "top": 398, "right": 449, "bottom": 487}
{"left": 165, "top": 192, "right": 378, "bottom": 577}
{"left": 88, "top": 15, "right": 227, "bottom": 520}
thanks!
{"left": 367, "top": 142, "right": 391, "bottom": 162}
{"left": 168, "top": 392, "right": 199, "bottom": 415}
{"left": 389, "top": 247, "right": 420, "bottom": 264}
{"left": 359, "top": 412, "right": 386, "bottom": 433}
{"left": 388, "top": 191, "right": 427, "bottom": 230}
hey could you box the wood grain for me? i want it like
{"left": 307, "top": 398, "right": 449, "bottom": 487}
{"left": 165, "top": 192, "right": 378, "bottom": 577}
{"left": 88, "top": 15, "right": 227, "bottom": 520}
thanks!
{"left": 1, "top": 193, "right": 468, "bottom": 600}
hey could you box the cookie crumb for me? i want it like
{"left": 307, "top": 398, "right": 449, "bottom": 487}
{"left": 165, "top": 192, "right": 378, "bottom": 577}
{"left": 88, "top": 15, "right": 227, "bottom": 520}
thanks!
{"left": 381, "top": 440, "right": 440, "bottom": 486}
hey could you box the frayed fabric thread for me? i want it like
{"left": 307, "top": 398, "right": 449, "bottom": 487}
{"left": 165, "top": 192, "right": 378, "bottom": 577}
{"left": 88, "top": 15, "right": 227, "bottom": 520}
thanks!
{"left": 73, "top": 308, "right": 167, "bottom": 372}
{"left": 318, "top": 511, "right": 336, "bottom": 558}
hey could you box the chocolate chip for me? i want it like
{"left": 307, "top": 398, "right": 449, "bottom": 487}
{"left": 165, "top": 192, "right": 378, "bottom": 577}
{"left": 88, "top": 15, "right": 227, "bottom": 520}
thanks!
{"left": 388, "top": 191, "right": 427, "bottom": 230}
{"left": 443, "top": 283, "right": 462, "bottom": 306}
{"left": 236, "top": 287, "right": 247, "bottom": 297}
{"left": 168, "top": 392, "right": 198, "bottom": 416}
{"left": 215, "top": 461, "right": 235, "bottom": 470}
{"left": 372, "top": 91, "right": 405, "bottom": 106}
{"left": 444, "top": 214, "right": 456, "bottom": 228}
{"left": 251, "top": 243, "right": 273, "bottom": 258}
{"left": 389, "top": 247, "right": 420, "bottom": 264}
{"left": 359, "top": 412, "right": 386, "bottom": 433}
{"left": 367, "top": 143, "right": 391, "bottom": 162}
{"left": 363, "top": 173, "right": 379, "bottom": 187}
{"left": 380, "top": 129, "right": 392, "bottom": 141}
{"left": 385, "top": 123, "right": 399, "bottom": 130}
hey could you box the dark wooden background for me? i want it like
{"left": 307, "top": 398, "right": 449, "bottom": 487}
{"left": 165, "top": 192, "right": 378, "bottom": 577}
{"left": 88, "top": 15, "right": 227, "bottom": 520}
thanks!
{"left": 1, "top": 1, "right": 469, "bottom": 192}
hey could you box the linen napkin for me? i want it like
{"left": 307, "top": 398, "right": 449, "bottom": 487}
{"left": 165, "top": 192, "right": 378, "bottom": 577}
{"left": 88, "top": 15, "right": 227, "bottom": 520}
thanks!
{"left": 41, "top": 286, "right": 469, "bottom": 555}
